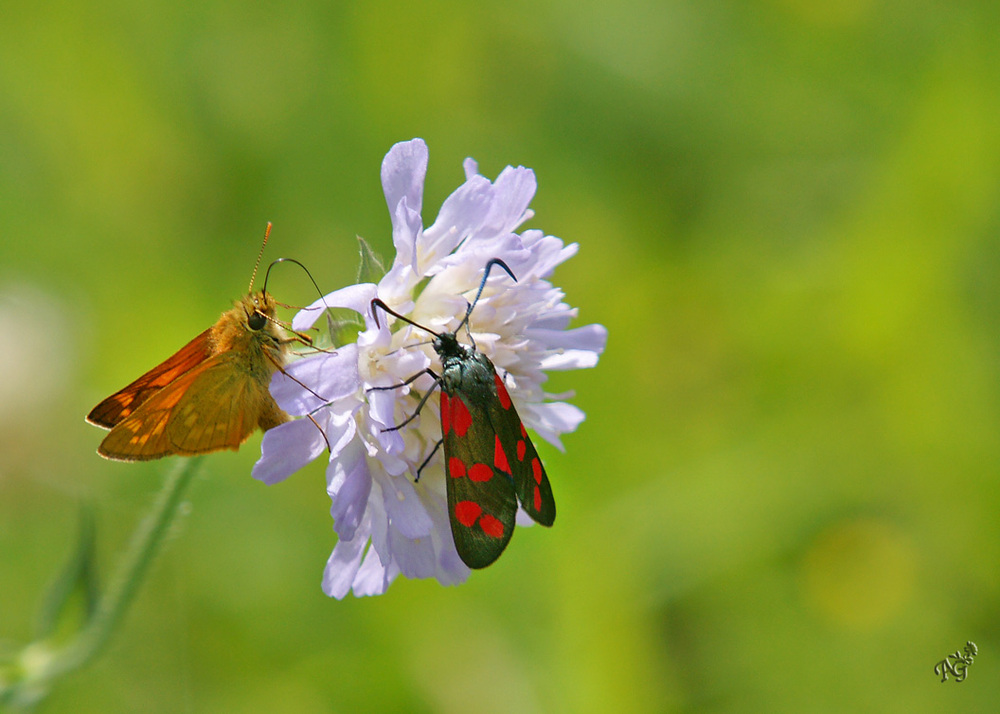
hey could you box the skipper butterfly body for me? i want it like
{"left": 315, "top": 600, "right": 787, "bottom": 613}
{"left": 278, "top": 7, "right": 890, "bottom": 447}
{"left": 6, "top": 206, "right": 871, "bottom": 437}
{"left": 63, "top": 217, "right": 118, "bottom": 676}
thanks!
{"left": 87, "top": 224, "right": 294, "bottom": 461}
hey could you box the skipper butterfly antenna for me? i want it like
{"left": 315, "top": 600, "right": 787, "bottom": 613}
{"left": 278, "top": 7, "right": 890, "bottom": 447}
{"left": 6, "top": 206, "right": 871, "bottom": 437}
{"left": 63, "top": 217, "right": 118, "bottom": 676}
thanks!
{"left": 263, "top": 257, "right": 329, "bottom": 310}
{"left": 248, "top": 222, "right": 273, "bottom": 294}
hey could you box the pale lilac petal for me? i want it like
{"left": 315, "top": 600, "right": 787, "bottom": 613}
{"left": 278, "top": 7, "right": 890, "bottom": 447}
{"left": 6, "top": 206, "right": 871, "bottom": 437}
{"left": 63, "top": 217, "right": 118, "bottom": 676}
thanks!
{"left": 325, "top": 402, "right": 359, "bottom": 456}
{"left": 326, "top": 438, "right": 372, "bottom": 541}
{"left": 515, "top": 509, "right": 536, "bottom": 526}
{"left": 556, "top": 323, "right": 609, "bottom": 352}
{"left": 270, "top": 344, "right": 360, "bottom": 414}
{"left": 293, "top": 283, "right": 378, "bottom": 331}
{"left": 539, "top": 349, "right": 602, "bottom": 371}
{"left": 351, "top": 489, "right": 396, "bottom": 597}
{"left": 526, "top": 401, "right": 585, "bottom": 449}
{"left": 476, "top": 166, "right": 536, "bottom": 237}
{"left": 529, "top": 303, "right": 576, "bottom": 331}
{"left": 381, "top": 138, "right": 427, "bottom": 218}
{"left": 517, "top": 231, "right": 578, "bottom": 277}
{"left": 380, "top": 477, "right": 434, "bottom": 539}
{"left": 357, "top": 317, "right": 393, "bottom": 352}
{"left": 252, "top": 418, "right": 327, "bottom": 485}
{"left": 322, "top": 521, "right": 369, "bottom": 599}
{"left": 463, "top": 157, "right": 479, "bottom": 180}
{"left": 389, "top": 526, "right": 436, "bottom": 578}
{"left": 428, "top": 510, "right": 470, "bottom": 585}
{"left": 365, "top": 484, "right": 391, "bottom": 558}
{"left": 417, "top": 175, "right": 494, "bottom": 273}
{"left": 436, "top": 233, "right": 528, "bottom": 276}
{"left": 370, "top": 442, "right": 411, "bottom": 477}
{"left": 382, "top": 339, "right": 432, "bottom": 379}
{"left": 534, "top": 325, "right": 608, "bottom": 370}
{"left": 352, "top": 547, "right": 395, "bottom": 597}
{"left": 391, "top": 196, "right": 423, "bottom": 271}
{"left": 381, "top": 139, "right": 428, "bottom": 272}
{"left": 435, "top": 554, "right": 469, "bottom": 586}
{"left": 365, "top": 387, "right": 404, "bottom": 452}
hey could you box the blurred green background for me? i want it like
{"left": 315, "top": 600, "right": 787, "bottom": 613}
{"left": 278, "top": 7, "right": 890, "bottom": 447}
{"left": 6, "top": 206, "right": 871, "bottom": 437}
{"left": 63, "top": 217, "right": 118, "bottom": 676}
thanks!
{"left": 2, "top": 0, "right": 999, "bottom": 711}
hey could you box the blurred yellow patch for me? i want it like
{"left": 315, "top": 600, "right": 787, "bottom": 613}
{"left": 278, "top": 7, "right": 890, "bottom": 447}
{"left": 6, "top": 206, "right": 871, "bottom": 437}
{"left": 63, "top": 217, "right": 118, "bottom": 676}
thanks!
{"left": 800, "top": 517, "right": 916, "bottom": 629}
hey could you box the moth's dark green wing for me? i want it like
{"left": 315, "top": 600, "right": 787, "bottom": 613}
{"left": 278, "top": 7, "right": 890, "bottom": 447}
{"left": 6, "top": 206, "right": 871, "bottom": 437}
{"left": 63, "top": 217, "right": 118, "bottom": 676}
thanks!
{"left": 487, "top": 369, "right": 556, "bottom": 526}
{"left": 440, "top": 386, "right": 518, "bottom": 569}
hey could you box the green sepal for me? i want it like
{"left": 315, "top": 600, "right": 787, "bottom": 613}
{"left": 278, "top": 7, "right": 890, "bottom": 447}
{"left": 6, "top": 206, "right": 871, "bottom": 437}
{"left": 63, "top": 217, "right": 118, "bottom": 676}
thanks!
{"left": 355, "top": 236, "right": 386, "bottom": 284}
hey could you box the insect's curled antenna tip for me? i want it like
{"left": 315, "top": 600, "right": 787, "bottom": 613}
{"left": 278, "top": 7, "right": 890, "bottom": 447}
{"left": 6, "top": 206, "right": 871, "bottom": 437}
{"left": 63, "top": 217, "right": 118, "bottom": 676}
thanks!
{"left": 369, "top": 298, "right": 384, "bottom": 328}
{"left": 457, "top": 257, "right": 518, "bottom": 333}
{"left": 263, "top": 256, "right": 322, "bottom": 296}
{"left": 262, "top": 257, "right": 336, "bottom": 333}
{"left": 484, "top": 258, "right": 517, "bottom": 283}
{"left": 370, "top": 298, "right": 439, "bottom": 337}
{"left": 371, "top": 258, "right": 515, "bottom": 338}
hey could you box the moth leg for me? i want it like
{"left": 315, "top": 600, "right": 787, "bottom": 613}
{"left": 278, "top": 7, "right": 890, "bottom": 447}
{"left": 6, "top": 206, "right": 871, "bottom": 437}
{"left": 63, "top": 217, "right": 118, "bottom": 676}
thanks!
{"left": 367, "top": 368, "right": 438, "bottom": 392}
{"left": 367, "top": 368, "right": 441, "bottom": 432}
{"left": 415, "top": 438, "right": 444, "bottom": 482}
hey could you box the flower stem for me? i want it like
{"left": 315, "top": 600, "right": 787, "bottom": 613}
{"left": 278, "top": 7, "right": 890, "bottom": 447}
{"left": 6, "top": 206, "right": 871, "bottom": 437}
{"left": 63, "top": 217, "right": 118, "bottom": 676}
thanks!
{"left": 21, "top": 457, "right": 202, "bottom": 695}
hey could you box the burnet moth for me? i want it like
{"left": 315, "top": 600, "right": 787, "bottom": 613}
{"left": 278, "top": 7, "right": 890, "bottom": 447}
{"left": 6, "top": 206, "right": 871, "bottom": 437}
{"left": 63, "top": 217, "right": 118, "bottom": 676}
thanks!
{"left": 370, "top": 259, "right": 555, "bottom": 569}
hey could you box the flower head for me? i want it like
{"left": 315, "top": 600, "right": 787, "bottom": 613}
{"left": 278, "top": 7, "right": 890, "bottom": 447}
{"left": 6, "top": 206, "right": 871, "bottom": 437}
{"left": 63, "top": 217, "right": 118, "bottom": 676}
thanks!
{"left": 253, "top": 138, "right": 607, "bottom": 597}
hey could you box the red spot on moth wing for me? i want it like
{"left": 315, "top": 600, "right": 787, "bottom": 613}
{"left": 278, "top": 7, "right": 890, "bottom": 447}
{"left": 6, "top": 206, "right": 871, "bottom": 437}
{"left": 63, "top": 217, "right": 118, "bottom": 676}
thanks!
{"left": 440, "top": 392, "right": 451, "bottom": 434}
{"left": 520, "top": 424, "right": 527, "bottom": 438}
{"left": 532, "top": 457, "right": 543, "bottom": 484}
{"left": 494, "top": 435, "right": 511, "bottom": 473}
{"left": 533, "top": 486, "right": 542, "bottom": 511}
{"left": 452, "top": 396, "right": 472, "bottom": 436}
{"left": 449, "top": 456, "right": 467, "bottom": 478}
{"left": 454, "top": 500, "right": 482, "bottom": 527}
{"left": 494, "top": 373, "right": 512, "bottom": 409}
{"left": 479, "top": 514, "right": 505, "bottom": 539}
{"left": 469, "top": 463, "right": 493, "bottom": 482}
{"left": 517, "top": 439, "right": 526, "bottom": 461}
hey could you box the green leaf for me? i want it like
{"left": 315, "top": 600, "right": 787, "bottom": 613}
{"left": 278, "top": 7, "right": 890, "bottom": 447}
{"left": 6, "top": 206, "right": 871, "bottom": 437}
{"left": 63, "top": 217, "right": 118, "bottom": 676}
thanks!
{"left": 34, "top": 507, "right": 99, "bottom": 641}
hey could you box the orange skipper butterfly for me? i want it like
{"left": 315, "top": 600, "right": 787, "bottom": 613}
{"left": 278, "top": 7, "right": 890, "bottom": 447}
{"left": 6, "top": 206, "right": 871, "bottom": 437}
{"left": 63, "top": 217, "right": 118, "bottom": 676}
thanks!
{"left": 87, "top": 223, "right": 300, "bottom": 461}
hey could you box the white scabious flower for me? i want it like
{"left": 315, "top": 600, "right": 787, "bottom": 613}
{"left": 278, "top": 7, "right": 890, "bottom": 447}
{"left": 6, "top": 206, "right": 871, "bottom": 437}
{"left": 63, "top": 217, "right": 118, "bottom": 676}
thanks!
{"left": 253, "top": 138, "right": 607, "bottom": 598}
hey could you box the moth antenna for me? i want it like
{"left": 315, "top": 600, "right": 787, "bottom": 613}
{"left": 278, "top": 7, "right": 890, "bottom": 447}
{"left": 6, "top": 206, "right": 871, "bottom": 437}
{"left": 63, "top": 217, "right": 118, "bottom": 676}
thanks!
{"left": 461, "top": 304, "right": 477, "bottom": 349}
{"left": 455, "top": 258, "right": 517, "bottom": 334}
{"left": 370, "top": 258, "right": 516, "bottom": 339}
{"left": 248, "top": 222, "right": 273, "bottom": 294}
{"left": 370, "top": 298, "right": 440, "bottom": 336}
